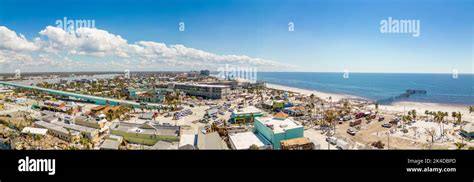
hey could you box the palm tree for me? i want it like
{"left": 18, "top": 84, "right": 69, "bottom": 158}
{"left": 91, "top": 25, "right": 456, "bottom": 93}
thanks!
{"left": 324, "top": 109, "right": 337, "bottom": 135}
{"left": 410, "top": 109, "right": 417, "bottom": 121}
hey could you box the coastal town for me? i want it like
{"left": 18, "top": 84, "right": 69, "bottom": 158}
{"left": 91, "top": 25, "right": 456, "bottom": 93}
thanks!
{"left": 0, "top": 71, "right": 473, "bottom": 150}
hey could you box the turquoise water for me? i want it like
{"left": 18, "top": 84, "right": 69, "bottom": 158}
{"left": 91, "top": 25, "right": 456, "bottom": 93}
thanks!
{"left": 257, "top": 72, "right": 474, "bottom": 105}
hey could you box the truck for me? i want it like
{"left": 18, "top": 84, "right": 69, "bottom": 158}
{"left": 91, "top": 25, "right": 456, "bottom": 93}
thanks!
{"left": 326, "top": 137, "right": 338, "bottom": 145}
{"left": 349, "top": 119, "right": 362, "bottom": 127}
{"left": 336, "top": 140, "right": 349, "bottom": 150}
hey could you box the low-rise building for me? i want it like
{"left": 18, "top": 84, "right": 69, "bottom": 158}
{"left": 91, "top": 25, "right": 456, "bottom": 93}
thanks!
{"left": 228, "top": 131, "right": 270, "bottom": 150}
{"left": 74, "top": 115, "right": 107, "bottom": 132}
{"left": 280, "top": 137, "right": 315, "bottom": 150}
{"left": 100, "top": 139, "right": 121, "bottom": 150}
{"left": 109, "top": 122, "right": 180, "bottom": 145}
{"left": 254, "top": 116, "right": 304, "bottom": 149}
{"left": 460, "top": 123, "right": 474, "bottom": 140}
{"left": 34, "top": 121, "right": 80, "bottom": 142}
{"left": 230, "top": 106, "right": 265, "bottom": 124}
{"left": 197, "top": 130, "right": 228, "bottom": 150}
{"left": 179, "top": 134, "right": 196, "bottom": 148}
{"left": 21, "top": 127, "right": 48, "bottom": 136}
{"left": 52, "top": 121, "right": 100, "bottom": 142}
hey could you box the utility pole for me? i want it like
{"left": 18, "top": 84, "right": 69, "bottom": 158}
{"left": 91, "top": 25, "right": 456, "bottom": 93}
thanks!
{"left": 387, "top": 131, "right": 390, "bottom": 150}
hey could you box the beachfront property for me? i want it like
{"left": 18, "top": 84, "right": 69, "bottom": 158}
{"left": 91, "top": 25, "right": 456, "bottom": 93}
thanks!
{"left": 109, "top": 122, "right": 180, "bottom": 145}
{"left": 230, "top": 106, "right": 265, "bottom": 124}
{"left": 228, "top": 131, "right": 271, "bottom": 150}
{"left": 254, "top": 115, "right": 304, "bottom": 149}
{"left": 170, "top": 82, "right": 231, "bottom": 99}
{"left": 460, "top": 123, "right": 474, "bottom": 140}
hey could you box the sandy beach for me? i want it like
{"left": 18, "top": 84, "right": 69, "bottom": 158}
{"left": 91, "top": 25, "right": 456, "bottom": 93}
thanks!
{"left": 372, "top": 101, "right": 473, "bottom": 122}
{"left": 265, "top": 82, "right": 473, "bottom": 122}
{"left": 265, "top": 83, "right": 360, "bottom": 102}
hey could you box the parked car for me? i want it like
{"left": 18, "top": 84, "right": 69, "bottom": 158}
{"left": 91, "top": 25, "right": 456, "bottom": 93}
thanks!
{"left": 378, "top": 116, "right": 385, "bottom": 122}
{"left": 347, "top": 128, "right": 357, "bottom": 135}
{"left": 382, "top": 123, "right": 392, "bottom": 128}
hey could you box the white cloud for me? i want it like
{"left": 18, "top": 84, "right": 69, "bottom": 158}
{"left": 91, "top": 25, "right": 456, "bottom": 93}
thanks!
{"left": 0, "top": 26, "right": 38, "bottom": 51}
{"left": 0, "top": 25, "right": 294, "bottom": 71}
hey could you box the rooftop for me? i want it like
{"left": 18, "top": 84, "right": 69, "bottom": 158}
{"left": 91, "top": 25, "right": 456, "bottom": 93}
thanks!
{"left": 229, "top": 131, "right": 267, "bottom": 150}
{"left": 35, "top": 121, "right": 70, "bottom": 135}
{"left": 256, "top": 117, "right": 302, "bottom": 134}
{"left": 280, "top": 137, "right": 312, "bottom": 147}
{"left": 21, "top": 127, "right": 48, "bottom": 135}
{"left": 174, "top": 82, "right": 230, "bottom": 88}
{"left": 100, "top": 139, "right": 120, "bottom": 150}
{"left": 179, "top": 134, "right": 196, "bottom": 147}
{"left": 110, "top": 122, "right": 178, "bottom": 136}
{"left": 52, "top": 121, "right": 98, "bottom": 134}
{"left": 233, "top": 106, "right": 263, "bottom": 115}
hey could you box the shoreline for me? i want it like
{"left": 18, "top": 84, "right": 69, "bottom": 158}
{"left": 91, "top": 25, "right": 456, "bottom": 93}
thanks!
{"left": 265, "top": 83, "right": 363, "bottom": 102}
{"left": 264, "top": 82, "right": 473, "bottom": 122}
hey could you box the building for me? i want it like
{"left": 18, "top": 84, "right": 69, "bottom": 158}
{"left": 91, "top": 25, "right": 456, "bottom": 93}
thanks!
{"left": 151, "top": 141, "right": 179, "bottom": 150}
{"left": 41, "top": 115, "right": 59, "bottom": 123}
{"left": 100, "top": 139, "right": 121, "bottom": 150}
{"left": 21, "top": 127, "right": 48, "bottom": 136}
{"left": 228, "top": 131, "right": 270, "bottom": 150}
{"left": 109, "top": 122, "right": 180, "bottom": 145}
{"left": 280, "top": 137, "right": 315, "bottom": 150}
{"left": 197, "top": 130, "right": 228, "bottom": 150}
{"left": 74, "top": 116, "right": 108, "bottom": 132}
{"left": 178, "top": 134, "right": 197, "bottom": 149}
{"left": 126, "top": 88, "right": 166, "bottom": 103}
{"left": 171, "top": 83, "right": 230, "bottom": 99}
{"left": 139, "top": 112, "right": 155, "bottom": 120}
{"left": 52, "top": 121, "right": 100, "bottom": 142}
{"left": 42, "top": 100, "right": 66, "bottom": 111}
{"left": 230, "top": 106, "right": 265, "bottom": 124}
{"left": 34, "top": 121, "right": 80, "bottom": 142}
{"left": 254, "top": 116, "right": 304, "bottom": 149}
{"left": 460, "top": 123, "right": 474, "bottom": 140}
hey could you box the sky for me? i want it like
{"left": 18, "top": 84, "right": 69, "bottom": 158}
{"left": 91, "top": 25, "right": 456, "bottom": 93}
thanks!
{"left": 0, "top": 0, "right": 472, "bottom": 73}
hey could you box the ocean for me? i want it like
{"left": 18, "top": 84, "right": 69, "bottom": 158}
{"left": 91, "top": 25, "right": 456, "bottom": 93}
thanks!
{"left": 257, "top": 72, "right": 474, "bottom": 105}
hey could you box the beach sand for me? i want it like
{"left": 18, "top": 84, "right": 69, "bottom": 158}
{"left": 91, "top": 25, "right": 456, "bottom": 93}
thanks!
{"left": 265, "top": 83, "right": 473, "bottom": 122}
{"left": 372, "top": 101, "right": 473, "bottom": 122}
{"left": 265, "top": 83, "right": 360, "bottom": 102}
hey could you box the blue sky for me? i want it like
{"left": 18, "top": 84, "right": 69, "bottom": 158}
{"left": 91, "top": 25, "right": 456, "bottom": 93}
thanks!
{"left": 0, "top": 0, "right": 472, "bottom": 73}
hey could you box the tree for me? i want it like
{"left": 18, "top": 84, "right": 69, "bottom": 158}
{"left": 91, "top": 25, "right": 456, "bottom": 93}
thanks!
{"left": 324, "top": 109, "right": 337, "bottom": 135}
{"left": 425, "top": 128, "right": 436, "bottom": 147}
{"left": 249, "top": 144, "right": 259, "bottom": 150}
